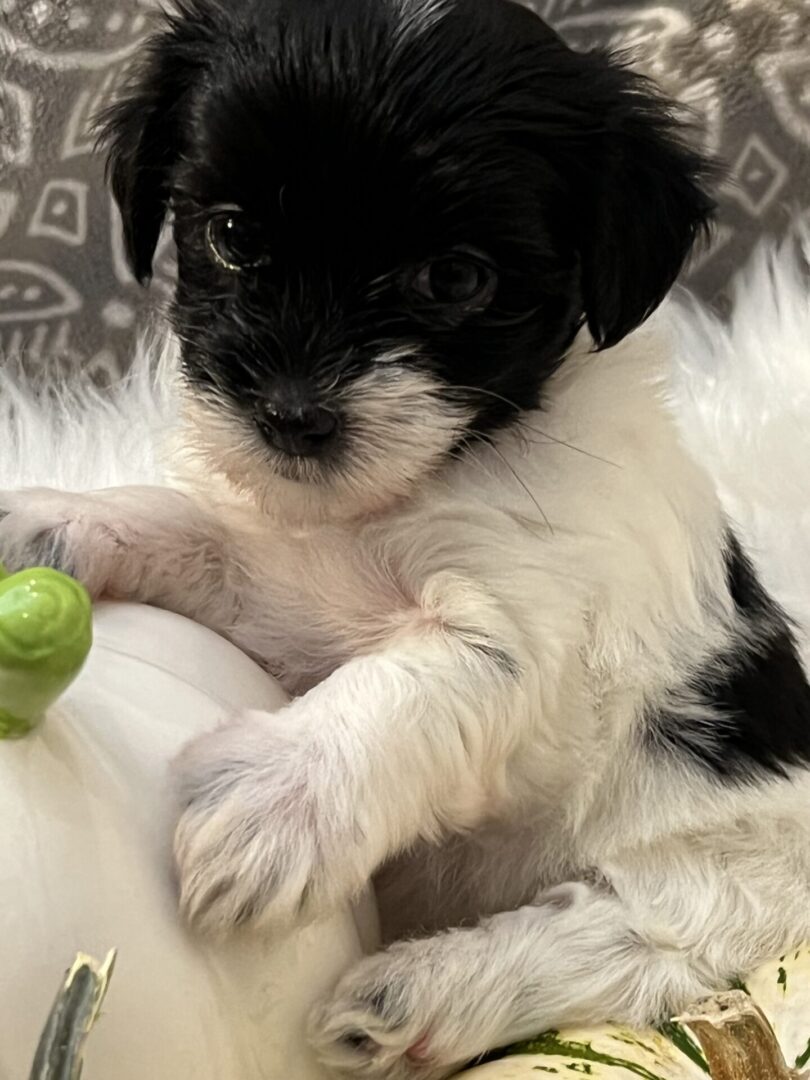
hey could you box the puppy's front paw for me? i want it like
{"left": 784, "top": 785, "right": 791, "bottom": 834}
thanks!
{"left": 310, "top": 934, "right": 490, "bottom": 1080}
{"left": 174, "top": 712, "right": 373, "bottom": 935}
{"left": 0, "top": 488, "right": 122, "bottom": 596}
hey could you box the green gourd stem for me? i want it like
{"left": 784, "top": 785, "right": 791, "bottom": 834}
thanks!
{"left": 0, "top": 565, "right": 93, "bottom": 738}
{"left": 29, "top": 951, "right": 117, "bottom": 1080}
{"left": 677, "top": 991, "right": 797, "bottom": 1080}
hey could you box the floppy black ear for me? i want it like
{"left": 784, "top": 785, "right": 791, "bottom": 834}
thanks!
{"left": 577, "top": 65, "right": 715, "bottom": 349}
{"left": 484, "top": 3, "right": 715, "bottom": 349}
{"left": 95, "top": 3, "right": 217, "bottom": 284}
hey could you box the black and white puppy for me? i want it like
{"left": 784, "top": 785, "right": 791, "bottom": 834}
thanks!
{"left": 4, "top": 0, "right": 810, "bottom": 1076}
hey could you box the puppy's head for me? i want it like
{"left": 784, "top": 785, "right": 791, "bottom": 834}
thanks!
{"left": 99, "top": 0, "right": 713, "bottom": 523}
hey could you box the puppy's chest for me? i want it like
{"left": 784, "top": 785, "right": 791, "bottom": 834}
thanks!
{"left": 239, "top": 530, "right": 435, "bottom": 692}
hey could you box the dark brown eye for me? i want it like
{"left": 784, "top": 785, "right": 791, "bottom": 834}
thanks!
{"left": 206, "top": 212, "right": 270, "bottom": 272}
{"left": 412, "top": 251, "right": 497, "bottom": 309}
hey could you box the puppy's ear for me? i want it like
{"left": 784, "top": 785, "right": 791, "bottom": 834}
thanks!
{"left": 95, "top": 5, "right": 215, "bottom": 283}
{"left": 576, "top": 64, "right": 715, "bottom": 349}
{"left": 484, "top": 4, "right": 715, "bottom": 348}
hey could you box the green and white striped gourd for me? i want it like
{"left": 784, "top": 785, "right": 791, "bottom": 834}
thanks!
{"left": 460, "top": 945, "right": 810, "bottom": 1079}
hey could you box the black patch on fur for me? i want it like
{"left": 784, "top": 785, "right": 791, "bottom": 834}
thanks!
{"left": 29, "top": 525, "right": 73, "bottom": 575}
{"left": 339, "top": 1031, "right": 377, "bottom": 1053}
{"left": 464, "top": 638, "right": 522, "bottom": 680}
{"left": 357, "top": 981, "right": 409, "bottom": 1028}
{"left": 0, "top": 524, "right": 75, "bottom": 578}
{"left": 648, "top": 533, "right": 810, "bottom": 780}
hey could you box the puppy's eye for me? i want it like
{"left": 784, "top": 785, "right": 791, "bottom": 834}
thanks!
{"left": 411, "top": 251, "right": 497, "bottom": 310}
{"left": 206, "top": 212, "right": 270, "bottom": 272}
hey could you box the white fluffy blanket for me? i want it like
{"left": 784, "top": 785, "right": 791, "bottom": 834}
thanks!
{"left": 668, "top": 227, "right": 810, "bottom": 641}
{"left": 2, "top": 227, "right": 809, "bottom": 642}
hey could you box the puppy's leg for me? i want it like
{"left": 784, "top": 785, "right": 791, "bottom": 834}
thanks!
{"left": 310, "top": 882, "right": 714, "bottom": 1080}
{"left": 0, "top": 486, "right": 243, "bottom": 631}
{"left": 313, "top": 813, "right": 810, "bottom": 1080}
{"left": 173, "top": 575, "right": 528, "bottom": 932}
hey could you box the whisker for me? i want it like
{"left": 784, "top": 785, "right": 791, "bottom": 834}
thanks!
{"left": 486, "top": 440, "right": 554, "bottom": 535}
{"left": 446, "top": 384, "right": 620, "bottom": 468}
{"left": 449, "top": 442, "right": 497, "bottom": 483}
{"left": 449, "top": 443, "right": 548, "bottom": 541}
{"left": 456, "top": 427, "right": 554, "bottom": 536}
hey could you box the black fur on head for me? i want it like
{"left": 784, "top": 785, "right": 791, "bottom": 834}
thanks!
{"left": 97, "top": 0, "right": 714, "bottom": 516}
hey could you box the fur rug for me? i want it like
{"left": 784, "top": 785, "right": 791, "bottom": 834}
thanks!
{"left": 2, "top": 226, "right": 810, "bottom": 652}
{"left": 667, "top": 226, "right": 810, "bottom": 646}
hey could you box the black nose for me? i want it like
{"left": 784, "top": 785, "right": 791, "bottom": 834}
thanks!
{"left": 257, "top": 403, "right": 338, "bottom": 457}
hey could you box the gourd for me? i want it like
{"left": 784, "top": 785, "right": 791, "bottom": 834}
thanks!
{"left": 0, "top": 562, "right": 92, "bottom": 738}
{"left": 0, "top": 586, "right": 374, "bottom": 1080}
{"left": 460, "top": 946, "right": 810, "bottom": 1079}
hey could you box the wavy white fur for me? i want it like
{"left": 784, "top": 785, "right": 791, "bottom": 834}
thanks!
{"left": 668, "top": 226, "right": 810, "bottom": 648}
{"left": 0, "top": 333, "right": 177, "bottom": 491}
{"left": 0, "top": 226, "right": 809, "bottom": 1080}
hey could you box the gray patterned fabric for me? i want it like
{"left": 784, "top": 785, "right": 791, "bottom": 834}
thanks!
{"left": 537, "top": 0, "right": 810, "bottom": 308}
{"left": 1, "top": 0, "right": 809, "bottom": 378}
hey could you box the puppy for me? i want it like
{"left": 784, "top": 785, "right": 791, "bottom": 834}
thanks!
{"left": 4, "top": 1, "right": 810, "bottom": 1077}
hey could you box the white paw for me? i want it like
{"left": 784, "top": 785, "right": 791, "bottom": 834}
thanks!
{"left": 310, "top": 932, "right": 494, "bottom": 1080}
{"left": 173, "top": 711, "right": 374, "bottom": 935}
{"left": 0, "top": 488, "right": 123, "bottom": 596}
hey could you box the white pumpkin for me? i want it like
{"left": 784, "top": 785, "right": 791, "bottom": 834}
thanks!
{"left": 459, "top": 946, "right": 810, "bottom": 1079}
{"left": 0, "top": 601, "right": 376, "bottom": 1080}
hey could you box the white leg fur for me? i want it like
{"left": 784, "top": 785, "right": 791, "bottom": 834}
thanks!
{"left": 310, "top": 883, "right": 712, "bottom": 1080}
{"left": 0, "top": 485, "right": 245, "bottom": 635}
{"left": 175, "top": 575, "right": 526, "bottom": 933}
{"left": 312, "top": 825, "right": 810, "bottom": 1079}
